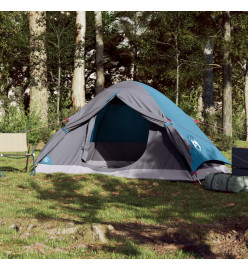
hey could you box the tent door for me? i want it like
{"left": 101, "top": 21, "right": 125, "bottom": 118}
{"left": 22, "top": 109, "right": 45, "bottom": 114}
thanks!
{"left": 85, "top": 98, "right": 150, "bottom": 168}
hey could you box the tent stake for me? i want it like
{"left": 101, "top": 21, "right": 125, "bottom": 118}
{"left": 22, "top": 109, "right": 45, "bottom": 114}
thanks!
{"left": 193, "top": 172, "right": 202, "bottom": 185}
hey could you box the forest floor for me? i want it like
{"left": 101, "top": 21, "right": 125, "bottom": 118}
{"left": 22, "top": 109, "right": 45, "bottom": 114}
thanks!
{"left": 0, "top": 141, "right": 247, "bottom": 259}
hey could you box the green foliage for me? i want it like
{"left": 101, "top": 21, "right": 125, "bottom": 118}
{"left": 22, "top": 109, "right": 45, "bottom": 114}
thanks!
{"left": 46, "top": 11, "right": 76, "bottom": 111}
{"left": 197, "top": 111, "right": 233, "bottom": 151}
{"left": 28, "top": 122, "right": 53, "bottom": 145}
{"left": 0, "top": 101, "right": 76, "bottom": 145}
{"left": 1, "top": 11, "right": 248, "bottom": 148}
{"left": 85, "top": 11, "right": 136, "bottom": 93}
{"left": 0, "top": 104, "right": 27, "bottom": 133}
{"left": 179, "top": 89, "right": 199, "bottom": 118}
{"left": 232, "top": 105, "right": 246, "bottom": 141}
{"left": 135, "top": 12, "right": 207, "bottom": 105}
{"left": 0, "top": 12, "right": 29, "bottom": 99}
{"left": 0, "top": 103, "right": 50, "bottom": 144}
{"left": 212, "top": 133, "right": 235, "bottom": 152}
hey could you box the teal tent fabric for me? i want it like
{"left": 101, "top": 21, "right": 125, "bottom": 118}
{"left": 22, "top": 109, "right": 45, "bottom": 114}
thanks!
{"left": 91, "top": 101, "right": 149, "bottom": 143}
{"left": 40, "top": 154, "right": 53, "bottom": 165}
{"left": 138, "top": 82, "right": 230, "bottom": 171}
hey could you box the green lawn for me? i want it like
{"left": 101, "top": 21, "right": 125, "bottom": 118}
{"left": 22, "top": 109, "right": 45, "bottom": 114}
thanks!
{"left": 0, "top": 141, "right": 247, "bottom": 259}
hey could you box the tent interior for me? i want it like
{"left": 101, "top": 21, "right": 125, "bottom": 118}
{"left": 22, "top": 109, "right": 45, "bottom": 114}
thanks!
{"left": 86, "top": 98, "right": 150, "bottom": 168}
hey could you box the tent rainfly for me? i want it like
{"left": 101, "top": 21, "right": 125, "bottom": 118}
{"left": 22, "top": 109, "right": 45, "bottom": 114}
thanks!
{"left": 36, "top": 81, "right": 230, "bottom": 181}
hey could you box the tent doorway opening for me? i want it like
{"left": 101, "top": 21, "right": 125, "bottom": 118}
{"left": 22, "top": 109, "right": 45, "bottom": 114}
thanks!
{"left": 87, "top": 98, "right": 150, "bottom": 168}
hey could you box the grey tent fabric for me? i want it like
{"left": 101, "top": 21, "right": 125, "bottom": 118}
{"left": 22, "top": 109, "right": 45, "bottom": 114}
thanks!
{"left": 81, "top": 116, "right": 96, "bottom": 162}
{"left": 36, "top": 81, "right": 230, "bottom": 181}
{"left": 36, "top": 163, "right": 229, "bottom": 181}
{"left": 36, "top": 81, "right": 169, "bottom": 165}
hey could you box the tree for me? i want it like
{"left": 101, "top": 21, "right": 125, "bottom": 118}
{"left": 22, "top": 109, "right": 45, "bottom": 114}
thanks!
{"left": 29, "top": 11, "right": 48, "bottom": 124}
{"left": 231, "top": 12, "right": 248, "bottom": 141}
{"left": 46, "top": 11, "right": 76, "bottom": 123}
{"left": 0, "top": 12, "right": 29, "bottom": 118}
{"left": 222, "top": 11, "right": 232, "bottom": 137}
{"left": 94, "top": 11, "right": 105, "bottom": 94}
{"left": 84, "top": 11, "right": 136, "bottom": 95}
{"left": 142, "top": 12, "right": 204, "bottom": 106}
{"left": 71, "top": 11, "right": 86, "bottom": 109}
{"left": 112, "top": 11, "right": 149, "bottom": 82}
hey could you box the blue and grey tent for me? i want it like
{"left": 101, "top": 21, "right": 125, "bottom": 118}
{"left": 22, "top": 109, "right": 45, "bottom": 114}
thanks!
{"left": 36, "top": 81, "right": 230, "bottom": 181}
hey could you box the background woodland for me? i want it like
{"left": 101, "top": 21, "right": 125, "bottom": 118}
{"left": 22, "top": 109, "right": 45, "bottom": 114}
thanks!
{"left": 0, "top": 11, "right": 247, "bottom": 149}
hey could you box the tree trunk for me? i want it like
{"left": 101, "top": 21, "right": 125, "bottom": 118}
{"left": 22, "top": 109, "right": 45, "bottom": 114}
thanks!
{"left": 72, "top": 11, "right": 86, "bottom": 109}
{"left": 94, "top": 11, "right": 105, "bottom": 95}
{"left": 0, "top": 99, "right": 4, "bottom": 123}
{"left": 222, "top": 11, "right": 232, "bottom": 137}
{"left": 133, "top": 45, "right": 138, "bottom": 81}
{"left": 56, "top": 34, "right": 61, "bottom": 125}
{"left": 175, "top": 53, "right": 180, "bottom": 106}
{"left": 196, "top": 88, "right": 203, "bottom": 121}
{"left": 133, "top": 12, "right": 138, "bottom": 81}
{"left": 244, "top": 64, "right": 248, "bottom": 141}
{"left": 174, "top": 30, "right": 180, "bottom": 106}
{"left": 29, "top": 11, "right": 48, "bottom": 124}
{"left": 57, "top": 60, "right": 61, "bottom": 125}
{"left": 203, "top": 37, "right": 215, "bottom": 115}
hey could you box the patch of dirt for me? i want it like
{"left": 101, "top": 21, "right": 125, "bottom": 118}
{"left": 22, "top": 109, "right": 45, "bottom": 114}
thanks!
{"left": 107, "top": 217, "right": 248, "bottom": 258}
{"left": 1, "top": 217, "right": 114, "bottom": 255}
{"left": 1, "top": 216, "right": 248, "bottom": 258}
{"left": 35, "top": 141, "right": 45, "bottom": 150}
{"left": 24, "top": 242, "right": 68, "bottom": 254}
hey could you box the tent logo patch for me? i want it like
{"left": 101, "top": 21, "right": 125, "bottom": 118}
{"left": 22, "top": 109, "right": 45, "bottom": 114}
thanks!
{"left": 188, "top": 136, "right": 201, "bottom": 151}
{"left": 40, "top": 155, "right": 53, "bottom": 165}
{"left": 43, "top": 157, "right": 49, "bottom": 163}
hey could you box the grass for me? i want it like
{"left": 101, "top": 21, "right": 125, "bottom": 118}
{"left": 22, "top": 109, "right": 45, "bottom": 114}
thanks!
{"left": 0, "top": 141, "right": 247, "bottom": 259}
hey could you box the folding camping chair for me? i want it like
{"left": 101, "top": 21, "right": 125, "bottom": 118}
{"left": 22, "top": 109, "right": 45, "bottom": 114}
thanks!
{"left": 0, "top": 131, "right": 36, "bottom": 177}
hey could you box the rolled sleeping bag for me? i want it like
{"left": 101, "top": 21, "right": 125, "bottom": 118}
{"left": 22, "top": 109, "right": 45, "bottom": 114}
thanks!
{"left": 205, "top": 172, "right": 248, "bottom": 193}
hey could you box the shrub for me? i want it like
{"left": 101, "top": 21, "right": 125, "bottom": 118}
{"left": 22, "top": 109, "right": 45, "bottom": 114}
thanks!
{"left": 0, "top": 103, "right": 58, "bottom": 145}
{"left": 232, "top": 106, "right": 246, "bottom": 141}
{"left": 212, "top": 133, "right": 235, "bottom": 152}
{"left": 196, "top": 111, "right": 237, "bottom": 152}
{"left": 179, "top": 90, "right": 199, "bottom": 119}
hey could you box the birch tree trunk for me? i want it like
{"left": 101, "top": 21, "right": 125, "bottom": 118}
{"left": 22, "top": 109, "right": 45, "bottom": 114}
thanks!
{"left": 174, "top": 31, "right": 180, "bottom": 106}
{"left": 203, "top": 37, "right": 215, "bottom": 115}
{"left": 222, "top": 11, "right": 232, "bottom": 137}
{"left": 0, "top": 99, "right": 4, "bottom": 123}
{"left": 196, "top": 88, "right": 203, "bottom": 121}
{"left": 72, "top": 11, "right": 86, "bottom": 109}
{"left": 94, "top": 11, "right": 105, "bottom": 95}
{"left": 29, "top": 11, "right": 48, "bottom": 124}
{"left": 57, "top": 57, "right": 61, "bottom": 125}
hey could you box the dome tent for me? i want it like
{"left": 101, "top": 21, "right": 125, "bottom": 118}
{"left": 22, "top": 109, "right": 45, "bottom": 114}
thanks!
{"left": 36, "top": 81, "right": 230, "bottom": 181}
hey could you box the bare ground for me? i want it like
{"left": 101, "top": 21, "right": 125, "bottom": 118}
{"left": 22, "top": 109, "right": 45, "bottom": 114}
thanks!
{"left": 107, "top": 217, "right": 248, "bottom": 258}
{"left": 1, "top": 216, "right": 248, "bottom": 258}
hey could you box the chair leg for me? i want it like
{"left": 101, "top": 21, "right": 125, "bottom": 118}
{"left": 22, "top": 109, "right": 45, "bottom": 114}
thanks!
{"left": 30, "top": 145, "right": 36, "bottom": 176}
{"left": 0, "top": 169, "right": 7, "bottom": 177}
{"left": 25, "top": 146, "right": 30, "bottom": 172}
{"left": 25, "top": 156, "right": 30, "bottom": 172}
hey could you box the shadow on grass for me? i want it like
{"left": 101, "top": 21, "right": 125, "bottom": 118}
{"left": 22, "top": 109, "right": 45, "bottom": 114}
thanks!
{"left": 100, "top": 222, "right": 210, "bottom": 258}
{"left": 0, "top": 166, "right": 21, "bottom": 172}
{"left": 26, "top": 173, "right": 247, "bottom": 258}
